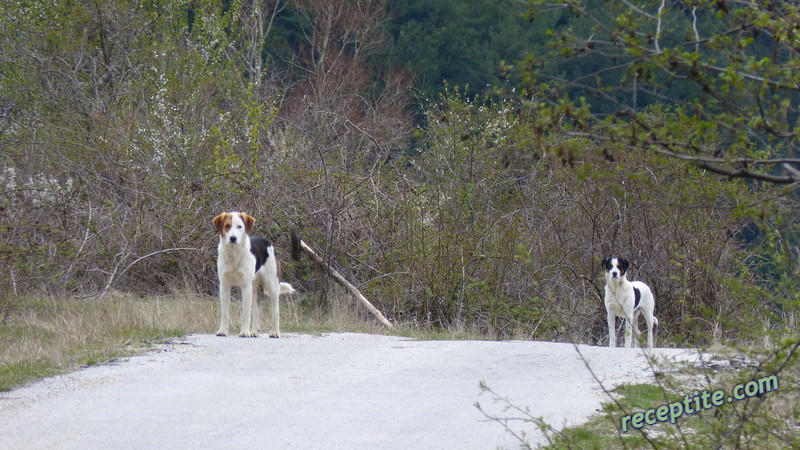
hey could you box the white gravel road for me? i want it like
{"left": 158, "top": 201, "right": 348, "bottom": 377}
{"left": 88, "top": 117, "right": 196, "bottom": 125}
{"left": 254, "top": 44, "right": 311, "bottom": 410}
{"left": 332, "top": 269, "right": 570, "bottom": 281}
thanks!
{"left": 0, "top": 333, "right": 698, "bottom": 449}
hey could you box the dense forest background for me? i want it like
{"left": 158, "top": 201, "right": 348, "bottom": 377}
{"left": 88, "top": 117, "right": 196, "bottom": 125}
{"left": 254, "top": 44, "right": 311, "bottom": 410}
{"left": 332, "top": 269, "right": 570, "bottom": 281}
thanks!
{"left": 1, "top": 0, "right": 797, "bottom": 346}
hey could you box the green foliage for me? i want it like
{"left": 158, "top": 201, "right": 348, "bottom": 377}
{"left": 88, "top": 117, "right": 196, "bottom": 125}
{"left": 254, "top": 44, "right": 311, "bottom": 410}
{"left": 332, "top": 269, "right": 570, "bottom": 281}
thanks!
{"left": 0, "top": 0, "right": 795, "bottom": 351}
{"left": 523, "top": 0, "right": 800, "bottom": 184}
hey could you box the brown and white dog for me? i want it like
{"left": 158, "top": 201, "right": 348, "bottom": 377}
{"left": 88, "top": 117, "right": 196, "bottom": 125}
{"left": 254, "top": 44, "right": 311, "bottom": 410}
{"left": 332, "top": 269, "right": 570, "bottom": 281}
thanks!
{"left": 213, "top": 212, "right": 295, "bottom": 338}
{"left": 602, "top": 258, "right": 658, "bottom": 349}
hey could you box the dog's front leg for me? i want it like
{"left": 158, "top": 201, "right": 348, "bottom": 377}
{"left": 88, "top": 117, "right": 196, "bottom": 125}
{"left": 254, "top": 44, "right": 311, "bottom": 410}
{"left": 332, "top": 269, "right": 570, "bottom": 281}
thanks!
{"left": 607, "top": 312, "right": 616, "bottom": 348}
{"left": 239, "top": 279, "right": 256, "bottom": 337}
{"left": 216, "top": 280, "right": 232, "bottom": 336}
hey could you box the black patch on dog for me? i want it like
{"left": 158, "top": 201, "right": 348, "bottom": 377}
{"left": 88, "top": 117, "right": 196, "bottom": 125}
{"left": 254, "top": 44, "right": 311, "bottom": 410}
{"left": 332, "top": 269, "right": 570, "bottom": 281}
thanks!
{"left": 249, "top": 236, "right": 272, "bottom": 272}
{"left": 633, "top": 286, "right": 641, "bottom": 308}
{"left": 618, "top": 258, "right": 630, "bottom": 275}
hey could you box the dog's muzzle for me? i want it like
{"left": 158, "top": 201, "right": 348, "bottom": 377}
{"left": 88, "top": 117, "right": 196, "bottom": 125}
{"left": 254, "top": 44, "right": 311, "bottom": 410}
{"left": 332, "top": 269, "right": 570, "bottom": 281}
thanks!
{"left": 229, "top": 236, "right": 238, "bottom": 244}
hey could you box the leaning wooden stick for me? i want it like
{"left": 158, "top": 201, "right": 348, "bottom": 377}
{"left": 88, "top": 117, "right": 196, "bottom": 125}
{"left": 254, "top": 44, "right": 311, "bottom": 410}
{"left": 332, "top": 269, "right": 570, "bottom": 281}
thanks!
{"left": 297, "top": 239, "right": 395, "bottom": 330}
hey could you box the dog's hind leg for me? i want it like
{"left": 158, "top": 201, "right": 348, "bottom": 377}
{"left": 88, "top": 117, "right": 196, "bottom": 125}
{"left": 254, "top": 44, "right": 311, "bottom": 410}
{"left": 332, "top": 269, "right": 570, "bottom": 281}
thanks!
{"left": 266, "top": 279, "right": 281, "bottom": 338}
{"left": 624, "top": 314, "right": 634, "bottom": 348}
{"left": 644, "top": 310, "right": 656, "bottom": 350}
{"left": 632, "top": 310, "right": 642, "bottom": 347}
{"left": 250, "top": 282, "right": 261, "bottom": 335}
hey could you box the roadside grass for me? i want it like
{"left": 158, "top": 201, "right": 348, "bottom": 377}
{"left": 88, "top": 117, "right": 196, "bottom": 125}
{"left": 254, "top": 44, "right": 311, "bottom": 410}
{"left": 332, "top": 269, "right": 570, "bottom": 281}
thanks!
{"left": 539, "top": 382, "right": 683, "bottom": 449}
{"left": 0, "top": 293, "right": 217, "bottom": 391}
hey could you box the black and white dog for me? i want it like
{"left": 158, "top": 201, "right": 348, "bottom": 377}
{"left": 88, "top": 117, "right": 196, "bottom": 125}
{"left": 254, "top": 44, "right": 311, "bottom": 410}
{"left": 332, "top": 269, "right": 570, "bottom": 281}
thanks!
{"left": 602, "top": 258, "right": 658, "bottom": 349}
{"left": 213, "top": 212, "right": 295, "bottom": 338}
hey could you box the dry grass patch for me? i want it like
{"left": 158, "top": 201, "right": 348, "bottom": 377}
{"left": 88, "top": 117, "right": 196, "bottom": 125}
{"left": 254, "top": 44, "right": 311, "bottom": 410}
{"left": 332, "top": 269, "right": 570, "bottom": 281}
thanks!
{"left": 0, "top": 293, "right": 216, "bottom": 391}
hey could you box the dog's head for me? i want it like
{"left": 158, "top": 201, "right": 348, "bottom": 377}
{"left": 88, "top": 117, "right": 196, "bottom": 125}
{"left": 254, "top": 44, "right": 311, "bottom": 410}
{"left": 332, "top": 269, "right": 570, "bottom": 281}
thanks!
{"left": 601, "top": 257, "right": 629, "bottom": 280}
{"left": 213, "top": 212, "right": 255, "bottom": 245}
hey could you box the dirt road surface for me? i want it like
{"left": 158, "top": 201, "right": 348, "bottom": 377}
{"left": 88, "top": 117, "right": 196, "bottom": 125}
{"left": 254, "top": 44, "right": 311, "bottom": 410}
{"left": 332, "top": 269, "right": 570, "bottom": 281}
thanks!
{"left": 0, "top": 333, "right": 696, "bottom": 449}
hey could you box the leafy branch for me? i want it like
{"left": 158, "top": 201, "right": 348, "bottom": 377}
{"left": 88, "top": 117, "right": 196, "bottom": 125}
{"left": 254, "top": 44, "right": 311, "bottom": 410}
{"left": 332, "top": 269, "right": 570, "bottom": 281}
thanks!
{"left": 524, "top": 0, "right": 800, "bottom": 185}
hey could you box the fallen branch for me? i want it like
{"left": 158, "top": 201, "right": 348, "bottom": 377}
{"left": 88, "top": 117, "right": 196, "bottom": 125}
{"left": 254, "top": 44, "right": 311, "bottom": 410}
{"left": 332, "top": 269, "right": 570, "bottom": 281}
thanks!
{"left": 297, "top": 239, "right": 394, "bottom": 330}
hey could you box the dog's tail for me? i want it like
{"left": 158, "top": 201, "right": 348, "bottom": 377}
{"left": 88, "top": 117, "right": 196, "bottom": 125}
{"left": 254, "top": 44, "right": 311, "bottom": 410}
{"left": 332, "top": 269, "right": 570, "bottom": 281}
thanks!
{"left": 290, "top": 228, "right": 301, "bottom": 261}
{"left": 280, "top": 282, "right": 296, "bottom": 295}
{"left": 653, "top": 316, "right": 659, "bottom": 327}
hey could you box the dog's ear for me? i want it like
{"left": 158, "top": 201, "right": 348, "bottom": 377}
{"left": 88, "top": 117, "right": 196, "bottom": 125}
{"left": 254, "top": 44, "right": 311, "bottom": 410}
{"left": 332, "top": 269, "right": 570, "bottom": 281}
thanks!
{"left": 619, "top": 259, "right": 630, "bottom": 274}
{"left": 213, "top": 213, "right": 229, "bottom": 235}
{"left": 240, "top": 213, "right": 255, "bottom": 234}
{"left": 601, "top": 258, "right": 611, "bottom": 269}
